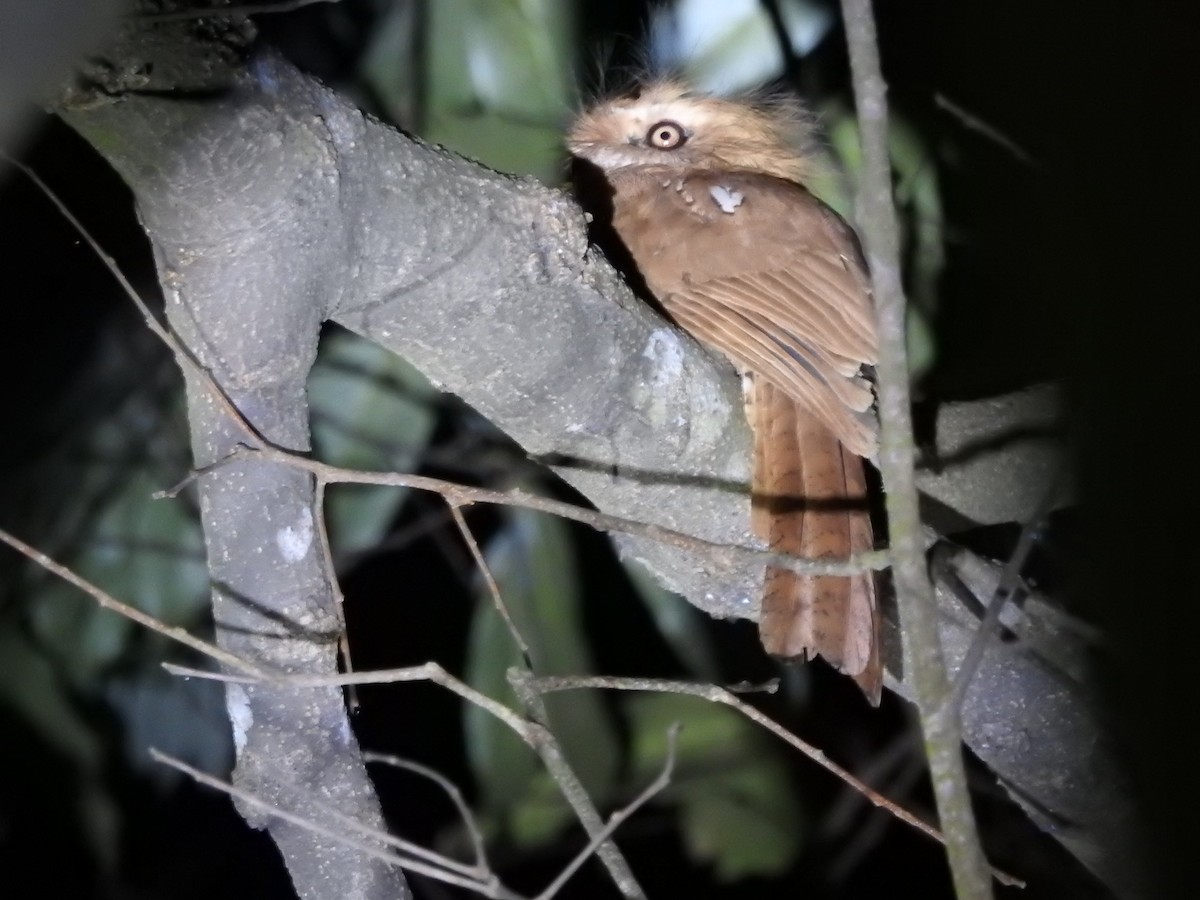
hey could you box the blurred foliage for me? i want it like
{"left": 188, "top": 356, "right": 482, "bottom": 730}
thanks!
{"left": 627, "top": 693, "right": 803, "bottom": 879}
{"left": 364, "top": 0, "right": 576, "bottom": 182}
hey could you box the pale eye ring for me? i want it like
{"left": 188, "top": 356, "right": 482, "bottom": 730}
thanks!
{"left": 646, "top": 120, "right": 686, "bottom": 150}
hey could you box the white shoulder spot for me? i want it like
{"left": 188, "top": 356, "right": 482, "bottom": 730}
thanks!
{"left": 708, "top": 184, "right": 744, "bottom": 214}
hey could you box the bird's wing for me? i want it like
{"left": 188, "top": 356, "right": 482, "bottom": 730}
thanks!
{"left": 611, "top": 169, "right": 878, "bottom": 456}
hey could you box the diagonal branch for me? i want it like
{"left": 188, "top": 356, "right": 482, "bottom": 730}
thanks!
{"left": 838, "top": 0, "right": 994, "bottom": 896}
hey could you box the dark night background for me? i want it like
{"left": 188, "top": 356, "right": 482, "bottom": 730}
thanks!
{"left": 0, "top": 1, "right": 1191, "bottom": 898}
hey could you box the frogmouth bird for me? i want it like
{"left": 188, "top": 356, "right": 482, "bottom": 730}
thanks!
{"left": 567, "top": 82, "right": 882, "bottom": 703}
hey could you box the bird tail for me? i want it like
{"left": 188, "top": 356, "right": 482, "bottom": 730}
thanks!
{"left": 750, "top": 379, "right": 882, "bottom": 705}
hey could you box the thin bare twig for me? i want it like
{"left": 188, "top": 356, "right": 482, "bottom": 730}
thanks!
{"left": 509, "top": 669, "right": 646, "bottom": 899}
{"left": 165, "top": 658, "right": 647, "bottom": 896}
{"left": 837, "top": 0, "right": 995, "bottom": 896}
{"left": 363, "top": 752, "right": 491, "bottom": 873}
{"left": 165, "top": 659, "right": 531, "bottom": 732}
{"left": 447, "top": 501, "right": 531, "bottom": 665}
{"left": 0, "top": 154, "right": 266, "bottom": 450}
{"left": 534, "top": 725, "right": 680, "bottom": 900}
{"left": 154, "top": 723, "right": 679, "bottom": 900}
{"left": 312, "top": 478, "right": 361, "bottom": 710}
{"left": 170, "top": 443, "right": 892, "bottom": 578}
{"left": 934, "top": 94, "right": 1038, "bottom": 167}
{"left": 172, "top": 654, "right": 1020, "bottom": 888}
{"left": 947, "top": 472, "right": 1064, "bottom": 714}
{"left": 0, "top": 527, "right": 265, "bottom": 678}
{"left": 4, "top": 517, "right": 1009, "bottom": 892}
{"left": 525, "top": 673, "right": 1022, "bottom": 888}
{"left": 262, "top": 759, "right": 491, "bottom": 884}
{"left": 150, "top": 749, "right": 523, "bottom": 899}
{"left": 171, "top": 658, "right": 625, "bottom": 893}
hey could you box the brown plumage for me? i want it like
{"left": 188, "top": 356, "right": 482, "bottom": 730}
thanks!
{"left": 568, "top": 82, "right": 882, "bottom": 703}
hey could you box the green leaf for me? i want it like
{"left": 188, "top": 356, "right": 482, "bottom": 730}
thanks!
{"left": 626, "top": 693, "right": 802, "bottom": 879}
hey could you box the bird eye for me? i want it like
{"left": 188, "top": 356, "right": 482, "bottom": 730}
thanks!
{"left": 646, "top": 120, "right": 686, "bottom": 150}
